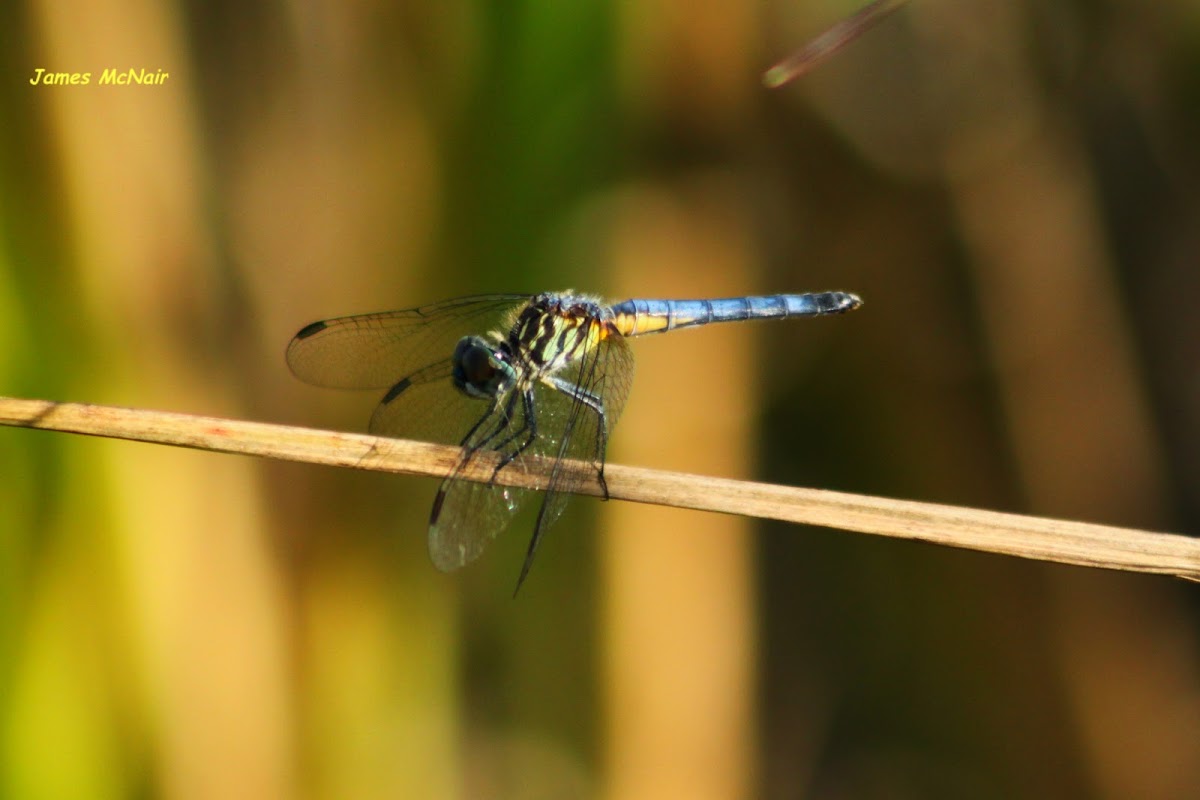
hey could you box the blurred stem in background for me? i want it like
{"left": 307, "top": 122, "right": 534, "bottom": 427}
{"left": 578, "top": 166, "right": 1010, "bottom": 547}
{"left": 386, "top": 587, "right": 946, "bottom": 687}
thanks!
{"left": 2, "top": 0, "right": 1200, "bottom": 798}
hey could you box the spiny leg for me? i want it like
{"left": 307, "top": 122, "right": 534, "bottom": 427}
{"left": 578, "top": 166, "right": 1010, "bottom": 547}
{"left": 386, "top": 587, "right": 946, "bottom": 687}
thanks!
{"left": 489, "top": 388, "right": 540, "bottom": 480}
{"left": 447, "top": 393, "right": 516, "bottom": 486}
{"left": 480, "top": 389, "right": 526, "bottom": 479}
{"left": 546, "top": 375, "right": 610, "bottom": 500}
{"left": 460, "top": 397, "right": 505, "bottom": 451}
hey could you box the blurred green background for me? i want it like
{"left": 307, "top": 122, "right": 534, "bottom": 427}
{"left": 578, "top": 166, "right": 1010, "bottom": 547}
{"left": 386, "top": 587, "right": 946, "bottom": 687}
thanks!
{"left": 3, "top": 0, "right": 1200, "bottom": 797}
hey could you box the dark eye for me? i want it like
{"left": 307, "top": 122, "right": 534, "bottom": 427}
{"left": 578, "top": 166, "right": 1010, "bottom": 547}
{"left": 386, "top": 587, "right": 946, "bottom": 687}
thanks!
{"left": 452, "top": 336, "right": 512, "bottom": 398}
{"left": 460, "top": 345, "right": 496, "bottom": 385}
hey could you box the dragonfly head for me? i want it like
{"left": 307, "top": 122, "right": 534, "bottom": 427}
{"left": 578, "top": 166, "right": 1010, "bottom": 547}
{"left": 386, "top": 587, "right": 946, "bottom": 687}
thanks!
{"left": 452, "top": 336, "right": 516, "bottom": 399}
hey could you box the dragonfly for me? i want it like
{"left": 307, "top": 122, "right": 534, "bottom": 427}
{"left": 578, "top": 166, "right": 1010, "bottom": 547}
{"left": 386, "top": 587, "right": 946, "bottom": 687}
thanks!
{"left": 287, "top": 290, "right": 862, "bottom": 591}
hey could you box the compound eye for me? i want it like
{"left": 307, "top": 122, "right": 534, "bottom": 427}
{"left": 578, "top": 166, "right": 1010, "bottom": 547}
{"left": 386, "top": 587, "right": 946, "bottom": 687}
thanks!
{"left": 459, "top": 344, "right": 496, "bottom": 386}
{"left": 452, "top": 336, "right": 510, "bottom": 398}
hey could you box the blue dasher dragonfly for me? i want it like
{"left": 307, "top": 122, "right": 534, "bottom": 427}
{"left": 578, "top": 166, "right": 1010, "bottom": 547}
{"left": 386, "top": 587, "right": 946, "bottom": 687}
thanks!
{"left": 287, "top": 290, "right": 862, "bottom": 590}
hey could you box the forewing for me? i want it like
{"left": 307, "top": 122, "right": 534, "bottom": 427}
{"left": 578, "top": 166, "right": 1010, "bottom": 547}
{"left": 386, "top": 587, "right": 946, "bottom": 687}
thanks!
{"left": 286, "top": 294, "right": 529, "bottom": 389}
{"left": 513, "top": 331, "right": 635, "bottom": 588}
{"left": 541, "top": 331, "right": 634, "bottom": 524}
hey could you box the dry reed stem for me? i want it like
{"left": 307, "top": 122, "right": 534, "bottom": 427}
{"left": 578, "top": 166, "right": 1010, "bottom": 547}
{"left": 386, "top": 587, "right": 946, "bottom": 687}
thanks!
{"left": 763, "top": 0, "right": 909, "bottom": 88}
{"left": 2, "top": 395, "right": 1197, "bottom": 581}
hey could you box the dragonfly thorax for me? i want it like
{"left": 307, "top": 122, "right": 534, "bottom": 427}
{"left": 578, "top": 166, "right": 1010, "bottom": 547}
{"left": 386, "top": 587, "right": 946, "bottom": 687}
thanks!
{"left": 452, "top": 335, "right": 517, "bottom": 399}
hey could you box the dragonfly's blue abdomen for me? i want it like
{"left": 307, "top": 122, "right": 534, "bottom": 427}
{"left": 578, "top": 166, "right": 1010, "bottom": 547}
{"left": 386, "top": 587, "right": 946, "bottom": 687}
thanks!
{"left": 609, "top": 292, "right": 862, "bottom": 337}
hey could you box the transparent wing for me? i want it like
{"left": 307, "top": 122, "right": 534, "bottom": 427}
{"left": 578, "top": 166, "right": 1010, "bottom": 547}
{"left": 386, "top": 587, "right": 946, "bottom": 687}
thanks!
{"left": 428, "top": 330, "right": 635, "bottom": 580}
{"left": 515, "top": 331, "right": 636, "bottom": 588}
{"left": 286, "top": 294, "right": 531, "bottom": 389}
{"left": 367, "top": 359, "right": 488, "bottom": 446}
{"left": 426, "top": 389, "right": 541, "bottom": 572}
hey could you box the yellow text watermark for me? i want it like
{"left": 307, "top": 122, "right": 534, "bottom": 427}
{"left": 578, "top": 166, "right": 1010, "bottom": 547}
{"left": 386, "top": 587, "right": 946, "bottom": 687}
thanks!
{"left": 29, "top": 68, "right": 170, "bottom": 86}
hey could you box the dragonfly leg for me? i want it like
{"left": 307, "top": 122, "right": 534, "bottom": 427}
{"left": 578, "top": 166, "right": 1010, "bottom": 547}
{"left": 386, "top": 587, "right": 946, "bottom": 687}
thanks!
{"left": 546, "top": 375, "right": 611, "bottom": 500}
{"left": 489, "top": 388, "right": 539, "bottom": 480}
{"left": 592, "top": 397, "right": 611, "bottom": 501}
{"left": 459, "top": 398, "right": 502, "bottom": 449}
{"left": 452, "top": 393, "right": 516, "bottom": 478}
